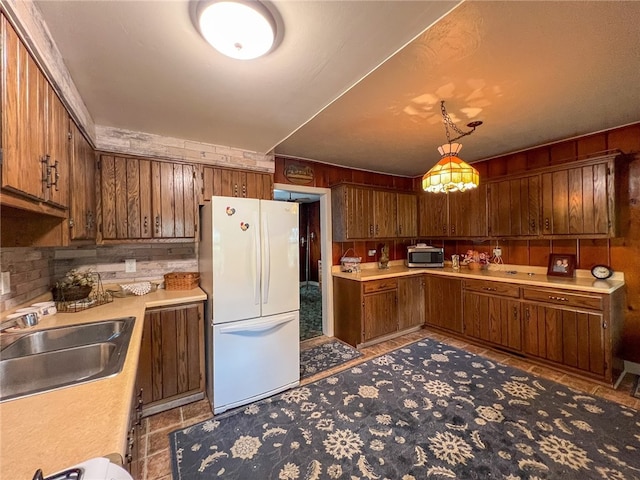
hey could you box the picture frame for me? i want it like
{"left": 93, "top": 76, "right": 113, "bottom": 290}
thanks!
{"left": 546, "top": 253, "right": 576, "bottom": 277}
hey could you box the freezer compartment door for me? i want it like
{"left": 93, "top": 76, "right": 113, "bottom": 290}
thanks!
{"left": 212, "top": 197, "right": 261, "bottom": 323}
{"left": 213, "top": 311, "right": 300, "bottom": 414}
{"left": 260, "top": 200, "right": 300, "bottom": 317}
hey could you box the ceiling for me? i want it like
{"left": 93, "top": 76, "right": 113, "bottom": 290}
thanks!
{"left": 34, "top": 1, "right": 640, "bottom": 178}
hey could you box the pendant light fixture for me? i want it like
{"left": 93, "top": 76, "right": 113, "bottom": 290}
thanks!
{"left": 197, "top": 0, "right": 276, "bottom": 60}
{"left": 422, "top": 101, "right": 483, "bottom": 193}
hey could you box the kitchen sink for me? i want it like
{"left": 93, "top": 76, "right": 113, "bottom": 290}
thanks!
{"left": 0, "top": 317, "right": 135, "bottom": 402}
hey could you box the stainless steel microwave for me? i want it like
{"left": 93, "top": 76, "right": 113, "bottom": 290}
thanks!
{"left": 406, "top": 245, "right": 444, "bottom": 268}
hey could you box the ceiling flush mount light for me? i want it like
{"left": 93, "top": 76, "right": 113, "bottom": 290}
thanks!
{"left": 422, "top": 101, "right": 483, "bottom": 193}
{"left": 198, "top": 0, "right": 276, "bottom": 60}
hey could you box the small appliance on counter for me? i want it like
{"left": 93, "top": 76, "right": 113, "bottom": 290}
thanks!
{"left": 32, "top": 457, "right": 133, "bottom": 480}
{"left": 406, "top": 244, "right": 444, "bottom": 267}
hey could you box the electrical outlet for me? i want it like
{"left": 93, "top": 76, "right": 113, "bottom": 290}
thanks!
{"left": 368, "top": 249, "right": 376, "bottom": 257}
{"left": 0, "top": 272, "right": 10, "bottom": 295}
{"left": 493, "top": 248, "right": 502, "bottom": 258}
{"left": 125, "top": 259, "right": 136, "bottom": 273}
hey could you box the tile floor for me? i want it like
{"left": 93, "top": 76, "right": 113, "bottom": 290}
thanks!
{"left": 138, "top": 328, "right": 640, "bottom": 480}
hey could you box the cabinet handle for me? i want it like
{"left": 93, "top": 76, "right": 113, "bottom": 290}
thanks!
{"left": 155, "top": 215, "right": 160, "bottom": 234}
{"left": 69, "top": 218, "right": 75, "bottom": 228}
{"left": 548, "top": 295, "right": 569, "bottom": 302}
{"left": 544, "top": 218, "right": 550, "bottom": 230}
{"left": 369, "top": 224, "right": 374, "bottom": 236}
{"left": 86, "top": 211, "right": 94, "bottom": 230}
{"left": 399, "top": 225, "right": 402, "bottom": 235}
{"left": 234, "top": 183, "right": 238, "bottom": 197}
{"left": 513, "top": 306, "right": 518, "bottom": 320}
{"left": 242, "top": 184, "right": 247, "bottom": 197}
{"left": 530, "top": 219, "right": 536, "bottom": 230}
{"left": 442, "top": 224, "right": 447, "bottom": 235}
{"left": 525, "top": 307, "right": 531, "bottom": 321}
{"left": 143, "top": 216, "right": 149, "bottom": 234}
{"left": 451, "top": 224, "right": 455, "bottom": 235}
{"left": 482, "top": 287, "right": 497, "bottom": 292}
{"left": 375, "top": 224, "right": 379, "bottom": 235}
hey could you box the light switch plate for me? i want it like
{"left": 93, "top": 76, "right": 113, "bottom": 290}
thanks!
{"left": 368, "top": 249, "right": 376, "bottom": 257}
{"left": 0, "top": 271, "right": 10, "bottom": 295}
{"left": 125, "top": 259, "right": 136, "bottom": 273}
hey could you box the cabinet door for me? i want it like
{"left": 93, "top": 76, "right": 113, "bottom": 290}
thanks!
{"left": 396, "top": 193, "right": 417, "bottom": 237}
{"left": 203, "top": 167, "right": 272, "bottom": 201}
{"left": 398, "top": 276, "right": 425, "bottom": 330}
{"left": 464, "top": 292, "right": 521, "bottom": 351}
{"left": 488, "top": 177, "right": 538, "bottom": 236}
{"left": 100, "top": 155, "right": 152, "bottom": 239}
{"left": 363, "top": 290, "right": 398, "bottom": 342}
{"left": 541, "top": 163, "right": 610, "bottom": 235}
{"left": 151, "top": 161, "right": 196, "bottom": 238}
{"left": 426, "top": 276, "right": 462, "bottom": 332}
{"left": 44, "top": 87, "right": 70, "bottom": 208}
{"left": 332, "top": 185, "right": 374, "bottom": 240}
{"left": 138, "top": 303, "right": 204, "bottom": 408}
{"left": 418, "top": 192, "right": 448, "bottom": 237}
{"left": 522, "top": 303, "right": 605, "bottom": 376}
{"left": 68, "top": 122, "right": 96, "bottom": 240}
{"left": 1, "top": 17, "right": 47, "bottom": 201}
{"left": 449, "top": 185, "right": 487, "bottom": 237}
{"left": 373, "top": 190, "right": 397, "bottom": 238}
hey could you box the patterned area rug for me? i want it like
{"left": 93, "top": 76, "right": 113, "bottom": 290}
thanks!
{"left": 170, "top": 339, "right": 640, "bottom": 479}
{"left": 300, "top": 340, "right": 362, "bottom": 380}
{"left": 300, "top": 285, "right": 322, "bottom": 341}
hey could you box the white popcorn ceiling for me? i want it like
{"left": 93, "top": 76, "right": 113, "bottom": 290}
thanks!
{"left": 30, "top": 1, "right": 640, "bottom": 176}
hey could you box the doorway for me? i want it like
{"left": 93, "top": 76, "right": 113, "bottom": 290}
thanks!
{"left": 274, "top": 184, "right": 334, "bottom": 341}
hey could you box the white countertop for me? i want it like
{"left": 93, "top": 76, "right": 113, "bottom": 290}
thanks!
{"left": 332, "top": 261, "right": 625, "bottom": 294}
{"left": 0, "top": 287, "right": 207, "bottom": 479}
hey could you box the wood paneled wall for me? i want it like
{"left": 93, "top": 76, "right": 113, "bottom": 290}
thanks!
{"left": 276, "top": 122, "right": 640, "bottom": 360}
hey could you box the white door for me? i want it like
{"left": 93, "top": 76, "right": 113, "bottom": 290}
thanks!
{"left": 260, "top": 200, "right": 300, "bottom": 317}
{"left": 212, "top": 196, "right": 261, "bottom": 324}
{"left": 213, "top": 311, "right": 300, "bottom": 413}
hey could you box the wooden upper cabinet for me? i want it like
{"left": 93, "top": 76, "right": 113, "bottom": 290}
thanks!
{"left": 1, "top": 15, "right": 70, "bottom": 209}
{"left": 542, "top": 162, "right": 611, "bottom": 236}
{"left": 373, "top": 190, "right": 396, "bottom": 238}
{"left": 418, "top": 192, "right": 447, "bottom": 237}
{"left": 488, "top": 176, "right": 539, "bottom": 236}
{"left": 201, "top": 166, "right": 272, "bottom": 201}
{"left": 68, "top": 122, "right": 96, "bottom": 241}
{"left": 396, "top": 193, "right": 417, "bottom": 237}
{"left": 448, "top": 185, "right": 488, "bottom": 237}
{"left": 332, "top": 184, "right": 374, "bottom": 241}
{"left": 100, "top": 155, "right": 196, "bottom": 241}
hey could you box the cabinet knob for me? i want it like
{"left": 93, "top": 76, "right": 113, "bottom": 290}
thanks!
{"left": 155, "top": 215, "right": 160, "bottom": 234}
{"left": 530, "top": 219, "right": 536, "bottom": 230}
{"left": 69, "top": 218, "right": 75, "bottom": 228}
{"left": 242, "top": 184, "right": 247, "bottom": 197}
{"left": 442, "top": 225, "right": 447, "bottom": 234}
{"left": 451, "top": 225, "right": 455, "bottom": 235}
{"left": 234, "top": 183, "right": 238, "bottom": 197}
{"left": 144, "top": 216, "right": 149, "bottom": 233}
{"left": 375, "top": 224, "right": 379, "bottom": 235}
{"left": 544, "top": 218, "right": 550, "bottom": 230}
{"left": 548, "top": 295, "right": 568, "bottom": 302}
{"left": 513, "top": 306, "right": 518, "bottom": 320}
{"left": 369, "top": 224, "right": 373, "bottom": 236}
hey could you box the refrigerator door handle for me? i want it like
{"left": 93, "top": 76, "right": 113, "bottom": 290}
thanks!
{"left": 219, "top": 314, "right": 295, "bottom": 334}
{"left": 262, "top": 214, "right": 270, "bottom": 304}
{"left": 254, "top": 211, "right": 261, "bottom": 305}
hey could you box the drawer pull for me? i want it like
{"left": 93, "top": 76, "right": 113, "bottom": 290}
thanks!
{"left": 482, "top": 287, "right": 497, "bottom": 292}
{"left": 548, "top": 295, "right": 568, "bottom": 302}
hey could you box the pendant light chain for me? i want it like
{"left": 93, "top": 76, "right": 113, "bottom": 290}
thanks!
{"left": 440, "top": 100, "right": 479, "bottom": 144}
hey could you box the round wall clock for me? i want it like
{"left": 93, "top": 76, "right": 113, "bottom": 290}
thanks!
{"left": 591, "top": 264, "right": 614, "bottom": 279}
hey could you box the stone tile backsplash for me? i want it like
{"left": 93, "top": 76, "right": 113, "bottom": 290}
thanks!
{"left": 1, "top": 243, "right": 198, "bottom": 312}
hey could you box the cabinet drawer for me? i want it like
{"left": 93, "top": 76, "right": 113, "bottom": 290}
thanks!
{"left": 463, "top": 279, "right": 520, "bottom": 298}
{"left": 363, "top": 278, "right": 398, "bottom": 294}
{"left": 522, "top": 287, "right": 603, "bottom": 310}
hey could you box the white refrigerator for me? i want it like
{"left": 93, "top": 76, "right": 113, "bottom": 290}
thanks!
{"left": 199, "top": 196, "right": 300, "bottom": 414}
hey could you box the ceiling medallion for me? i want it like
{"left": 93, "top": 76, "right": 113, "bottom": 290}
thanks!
{"left": 422, "top": 101, "right": 483, "bottom": 193}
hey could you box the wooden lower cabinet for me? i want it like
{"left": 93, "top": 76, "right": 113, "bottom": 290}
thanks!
{"left": 425, "top": 276, "right": 462, "bottom": 333}
{"left": 334, "top": 275, "right": 425, "bottom": 347}
{"left": 137, "top": 302, "right": 205, "bottom": 416}
{"left": 522, "top": 301, "right": 606, "bottom": 378}
{"left": 463, "top": 279, "right": 522, "bottom": 352}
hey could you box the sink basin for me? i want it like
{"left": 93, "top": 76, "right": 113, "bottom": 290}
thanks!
{"left": 0, "top": 317, "right": 134, "bottom": 360}
{"left": 0, "top": 317, "right": 135, "bottom": 402}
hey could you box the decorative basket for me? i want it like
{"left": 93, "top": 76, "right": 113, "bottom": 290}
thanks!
{"left": 52, "top": 285, "right": 93, "bottom": 302}
{"left": 340, "top": 248, "right": 361, "bottom": 273}
{"left": 164, "top": 272, "right": 200, "bottom": 290}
